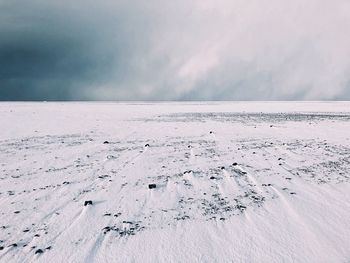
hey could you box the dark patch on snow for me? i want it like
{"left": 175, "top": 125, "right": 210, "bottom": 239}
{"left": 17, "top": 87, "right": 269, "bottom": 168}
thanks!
{"left": 84, "top": 200, "right": 93, "bottom": 206}
{"left": 35, "top": 249, "right": 44, "bottom": 254}
{"left": 148, "top": 184, "right": 157, "bottom": 189}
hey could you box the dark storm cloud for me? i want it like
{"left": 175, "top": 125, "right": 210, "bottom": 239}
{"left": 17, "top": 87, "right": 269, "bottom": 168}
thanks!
{"left": 1, "top": 0, "right": 350, "bottom": 100}
{"left": 0, "top": 0, "right": 151, "bottom": 100}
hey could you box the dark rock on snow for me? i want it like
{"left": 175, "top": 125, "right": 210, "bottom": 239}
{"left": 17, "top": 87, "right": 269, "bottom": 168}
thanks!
{"left": 84, "top": 200, "right": 93, "bottom": 206}
{"left": 35, "top": 249, "right": 44, "bottom": 254}
{"left": 148, "top": 184, "right": 156, "bottom": 189}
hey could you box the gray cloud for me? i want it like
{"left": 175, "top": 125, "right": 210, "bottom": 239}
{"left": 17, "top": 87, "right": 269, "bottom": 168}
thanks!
{"left": 1, "top": 0, "right": 350, "bottom": 100}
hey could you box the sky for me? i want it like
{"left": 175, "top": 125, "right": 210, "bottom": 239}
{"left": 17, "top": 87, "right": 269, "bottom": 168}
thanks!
{"left": 1, "top": 0, "right": 350, "bottom": 101}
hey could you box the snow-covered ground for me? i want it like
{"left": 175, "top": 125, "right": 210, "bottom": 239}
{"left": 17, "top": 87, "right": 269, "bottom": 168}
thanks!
{"left": 0, "top": 102, "right": 350, "bottom": 263}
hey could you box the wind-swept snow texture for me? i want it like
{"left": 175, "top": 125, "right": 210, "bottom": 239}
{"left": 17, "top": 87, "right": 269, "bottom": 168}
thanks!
{"left": 0, "top": 102, "right": 350, "bottom": 263}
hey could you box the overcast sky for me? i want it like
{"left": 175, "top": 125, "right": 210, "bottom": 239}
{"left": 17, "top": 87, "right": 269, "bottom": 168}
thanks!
{"left": 1, "top": 0, "right": 350, "bottom": 100}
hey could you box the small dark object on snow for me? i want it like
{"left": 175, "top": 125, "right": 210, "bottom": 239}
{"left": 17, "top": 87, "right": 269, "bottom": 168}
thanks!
{"left": 270, "top": 125, "right": 273, "bottom": 127}
{"left": 102, "top": 226, "right": 111, "bottom": 234}
{"left": 285, "top": 177, "right": 292, "bottom": 180}
{"left": 237, "top": 205, "right": 247, "bottom": 211}
{"left": 145, "top": 144, "right": 150, "bottom": 147}
{"left": 220, "top": 166, "right": 225, "bottom": 170}
{"left": 103, "top": 213, "right": 111, "bottom": 216}
{"left": 210, "top": 176, "right": 216, "bottom": 180}
{"left": 290, "top": 192, "right": 296, "bottom": 195}
{"left": 14, "top": 211, "right": 20, "bottom": 214}
{"left": 103, "top": 141, "right": 109, "bottom": 144}
{"left": 232, "top": 162, "right": 238, "bottom": 166}
{"left": 84, "top": 200, "right": 93, "bottom": 206}
{"left": 209, "top": 131, "right": 213, "bottom": 134}
{"left": 35, "top": 249, "right": 44, "bottom": 254}
{"left": 278, "top": 157, "right": 282, "bottom": 160}
{"left": 10, "top": 243, "right": 17, "bottom": 247}
{"left": 148, "top": 184, "right": 156, "bottom": 189}
{"left": 46, "top": 246, "right": 52, "bottom": 250}
{"left": 0, "top": 246, "right": 4, "bottom": 250}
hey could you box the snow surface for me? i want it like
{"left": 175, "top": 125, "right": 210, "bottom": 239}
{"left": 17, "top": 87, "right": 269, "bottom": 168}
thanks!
{"left": 0, "top": 102, "right": 350, "bottom": 263}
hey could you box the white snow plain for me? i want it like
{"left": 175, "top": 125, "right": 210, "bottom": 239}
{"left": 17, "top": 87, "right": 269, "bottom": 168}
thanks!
{"left": 0, "top": 102, "right": 350, "bottom": 263}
